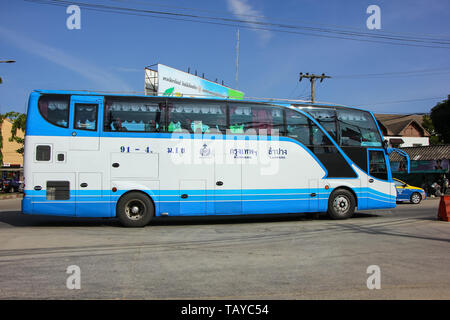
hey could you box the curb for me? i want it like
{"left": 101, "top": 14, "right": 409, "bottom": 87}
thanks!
{"left": 0, "top": 194, "right": 23, "bottom": 200}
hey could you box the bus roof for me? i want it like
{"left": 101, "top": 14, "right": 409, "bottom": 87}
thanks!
{"left": 31, "top": 89, "right": 368, "bottom": 112}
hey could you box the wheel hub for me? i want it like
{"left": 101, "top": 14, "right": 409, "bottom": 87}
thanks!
{"left": 333, "top": 195, "right": 349, "bottom": 214}
{"left": 125, "top": 199, "right": 146, "bottom": 220}
{"left": 131, "top": 206, "right": 140, "bottom": 214}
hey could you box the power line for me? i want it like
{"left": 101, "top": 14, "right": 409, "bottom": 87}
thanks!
{"left": 40, "top": 0, "right": 450, "bottom": 45}
{"left": 334, "top": 67, "right": 450, "bottom": 79}
{"left": 24, "top": 0, "right": 450, "bottom": 49}
{"left": 287, "top": 82, "right": 299, "bottom": 99}
{"left": 111, "top": 0, "right": 450, "bottom": 42}
{"left": 356, "top": 96, "right": 446, "bottom": 106}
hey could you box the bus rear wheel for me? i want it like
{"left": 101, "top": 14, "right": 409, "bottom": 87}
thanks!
{"left": 327, "top": 189, "right": 355, "bottom": 220}
{"left": 117, "top": 192, "right": 154, "bottom": 227}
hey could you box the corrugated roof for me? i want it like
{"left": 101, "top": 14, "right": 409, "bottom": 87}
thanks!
{"left": 389, "top": 145, "right": 450, "bottom": 161}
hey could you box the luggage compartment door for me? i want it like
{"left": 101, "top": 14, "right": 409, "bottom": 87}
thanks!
{"left": 32, "top": 172, "right": 76, "bottom": 216}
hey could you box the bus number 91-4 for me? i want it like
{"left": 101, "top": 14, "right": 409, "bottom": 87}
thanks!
{"left": 120, "top": 146, "right": 151, "bottom": 153}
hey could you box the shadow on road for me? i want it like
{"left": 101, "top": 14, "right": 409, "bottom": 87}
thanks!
{"left": 0, "top": 211, "right": 120, "bottom": 227}
{"left": 337, "top": 222, "right": 450, "bottom": 244}
{"left": 0, "top": 210, "right": 381, "bottom": 228}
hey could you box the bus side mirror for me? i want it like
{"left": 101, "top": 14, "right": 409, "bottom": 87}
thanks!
{"left": 383, "top": 139, "right": 388, "bottom": 149}
{"left": 387, "top": 148, "right": 410, "bottom": 174}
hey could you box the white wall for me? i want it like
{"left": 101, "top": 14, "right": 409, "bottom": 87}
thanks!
{"left": 386, "top": 136, "right": 429, "bottom": 147}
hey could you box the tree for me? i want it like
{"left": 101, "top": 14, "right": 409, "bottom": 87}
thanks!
{"left": 422, "top": 114, "right": 441, "bottom": 144}
{"left": 430, "top": 95, "right": 450, "bottom": 143}
{"left": 0, "top": 113, "right": 5, "bottom": 165}
{"left": 0, "top": 112, "right": 26, "bottom": 165}
{"left": 4, "top": 112, "right": 26, "bottom": 154}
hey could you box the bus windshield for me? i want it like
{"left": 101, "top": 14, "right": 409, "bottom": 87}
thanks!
{"left": 303, "top": 107, "right": 382, "bottom": 147}
{"left": 336, "top": 109, "right": 382, "bottom": 147}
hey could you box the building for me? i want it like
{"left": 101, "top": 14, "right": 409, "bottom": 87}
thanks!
{"left": 389, "top": 144, "right": 450, "bottom": 189}
{"left": 375, "top": 114, "right": 430, "bottom": 148}
{"left": 0, "top": 118, "right": 24, "bottom": 180}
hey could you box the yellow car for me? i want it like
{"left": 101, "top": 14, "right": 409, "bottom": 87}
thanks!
{"left": 393, "top": 178, "right": 426, "bottom": 204}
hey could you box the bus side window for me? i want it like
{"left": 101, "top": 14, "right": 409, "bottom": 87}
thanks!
{"left": 74, "top": 103, "right": 98, "bottom": 131}
{"left": 286, "top": 110, "right": 332, "bottom": 146}
{"left": 38, "top": 95, "right": 70, "bottom": 128}
{"left": 311, "top": 123, "right": 333, "bottom": 146}
{"left": 272, "top": 108, "right": 285, "bottom": 135}
{"left": 104, "top": 99, "right": 165, "bottom": 132}
{"left": 168, "top": 102, "right": 226, "bottom": 134}
{"left": 228, "top": 104, "right": 285, "bottom": 136}
{"left": 286, "top": 110, "right": 310, "bottom": 145}
{"left": 305, "top": 108, "right": 337, "bottom": 141}
{"left": 229, "top": 105, "right": 251, "bottom": 134}
{"left": 369, "top": 150, "right": 388, "bottom": 180}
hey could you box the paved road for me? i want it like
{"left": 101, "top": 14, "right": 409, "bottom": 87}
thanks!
{"left": 0, "top": 198, "right": 449, "bottom": 299}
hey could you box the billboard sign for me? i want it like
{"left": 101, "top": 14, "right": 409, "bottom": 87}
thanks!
{"left": 145, "top": 64, "right": 244, "bottom": 99}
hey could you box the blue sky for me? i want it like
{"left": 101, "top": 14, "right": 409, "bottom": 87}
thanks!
{"left": 0, "top": 0, "right": 449, "bottom": 114}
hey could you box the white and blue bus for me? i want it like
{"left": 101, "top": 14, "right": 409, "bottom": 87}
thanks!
{"left": 22, "top": 90, "right": 409, "bottom": 227}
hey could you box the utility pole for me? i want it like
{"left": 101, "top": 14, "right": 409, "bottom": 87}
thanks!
{"left": 299, "top": 72, "right": 331, "bottom": 102}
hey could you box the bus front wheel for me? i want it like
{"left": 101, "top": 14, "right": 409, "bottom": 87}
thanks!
{"left": 117, "top": 192, "right": 154, "bottom": 227}
{"left": 327, "top": 189, "right": 355, "bottom": 220}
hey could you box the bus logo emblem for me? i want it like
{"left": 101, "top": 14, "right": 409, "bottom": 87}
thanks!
{"left": 200, "top": 144, "right": 211, "bottom": 157}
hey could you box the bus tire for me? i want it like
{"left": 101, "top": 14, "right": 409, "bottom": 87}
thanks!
{"left": 116, "top": 192, "right": 154, "bottom": 227}
{"left": 410, "top": 192, "right": 422, "bottom": 204}
{"left": 327, "top": 189, "right": 355, "bottom": 220}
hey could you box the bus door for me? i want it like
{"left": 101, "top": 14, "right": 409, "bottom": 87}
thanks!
{"left": 69, "top": 95, "right": 103, "bottom": 151}
{"left": 214, "top": 140, "right": 242, "bottom": 214}
{"left": 365, "top": 148, "right": 393, "bottom": 208}
{"left": 68, "top": 95, "right": 105, "bottom": 216}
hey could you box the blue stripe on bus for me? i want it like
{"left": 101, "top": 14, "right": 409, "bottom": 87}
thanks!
{"left": 23, "top": 187, "right": 394, "bottom": 217}
{"left": 24, "top": 187, "right": 394, "bottom": 198}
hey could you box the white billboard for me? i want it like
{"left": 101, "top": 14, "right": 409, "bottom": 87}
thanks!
{"left": 145, "top": 64, "right": 243, "bottom": 99}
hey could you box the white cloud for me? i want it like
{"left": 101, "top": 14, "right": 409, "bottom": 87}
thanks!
{"left": 113, "top": 67, "right": 142, "bottom": 73}
{"left": 0, "top": 26, "right": 132, "bottom": 91}
{"left": 226, "top": 0, "right": 272, "bottom": 42}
